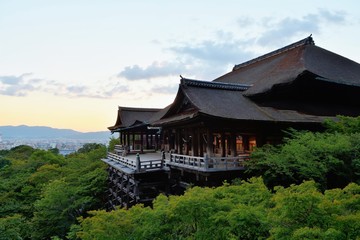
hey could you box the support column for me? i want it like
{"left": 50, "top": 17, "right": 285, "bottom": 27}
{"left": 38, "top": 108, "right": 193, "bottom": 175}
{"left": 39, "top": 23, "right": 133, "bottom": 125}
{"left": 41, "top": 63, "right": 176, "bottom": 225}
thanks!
{"left": 150, "top": 134, "right": 153, "bottom": 149}
{"left": 192, "top": 128, "right": 199, "bottom": 156}
{"left": 221, "top": 132, "right": 226, "bottom": 157}
{"left": 256, "top": 135, "right": 264, "bottom": 148}
{"left": 243, "top": 135, "right": 249, "bottom": 152}
{"left": 146, "top": 133, "right": 149, "bottom": 149}
{"left": 140, "top": 132, "right": 144, "bottom": 152}
{"left": 176, "top": 129, "right": 181, "bottom": 154}
{"left": 132, "top": 133, "right": 135, "bottom": 150}
{"left": 155, "top": 133, "right": 159, "bottom": 150}
{"left": 185, "top": 129, "right": 189, "bottom": 155}
{"left": 206, "top": 129, "right": 213, "bottom": 157}
{"left": 199, "top": 129, "right": 204, "bottom": 157}
{"left": 126, "top": 132, "right": 130, "bottom": 148}
{"left": 231, "top": 133, "right": 237, "bottom": 157}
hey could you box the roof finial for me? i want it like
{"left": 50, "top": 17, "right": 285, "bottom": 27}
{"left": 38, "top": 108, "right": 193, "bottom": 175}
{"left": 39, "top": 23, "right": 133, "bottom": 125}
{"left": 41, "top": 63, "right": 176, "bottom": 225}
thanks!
{"left": 306, "top": 34, "right": 315, "bottom": 45}
{"left": 180, "top": 75, "right": 184, "bottom": 79}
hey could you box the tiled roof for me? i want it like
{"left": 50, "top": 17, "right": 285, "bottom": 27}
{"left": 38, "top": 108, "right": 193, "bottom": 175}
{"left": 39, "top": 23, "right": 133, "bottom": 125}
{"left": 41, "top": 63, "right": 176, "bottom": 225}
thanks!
{"left": 214, "top": 36, "right": 360, "bottom": 97}
{"left": 108, "top": 106, "right": 161, "bottom": 131}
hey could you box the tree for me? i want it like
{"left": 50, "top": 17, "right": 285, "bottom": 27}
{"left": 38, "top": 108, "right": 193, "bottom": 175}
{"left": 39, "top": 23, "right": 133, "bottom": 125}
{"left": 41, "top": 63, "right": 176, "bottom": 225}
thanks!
{"left": 71, "top": 178, "right": 360, "bottom": 240}
{"left": 72, "top": 178, "right": 272, "bottom": 240}
{"left": 0, "top": 143, "right": 108, "bottom": 239}
{"left": 0, "top": 214, "right": 28, "bottom": 240}
{"left": 77, "top": 143, "right": 105, "bottom": 154}
{"left": 107, "top": 137, "right": 119, "bottom": 152}
{"left": 246, "top": 117, "right": 360, "bottom": 189}
{"left": 31, "top": 146, "right": 107, "bottom": 239}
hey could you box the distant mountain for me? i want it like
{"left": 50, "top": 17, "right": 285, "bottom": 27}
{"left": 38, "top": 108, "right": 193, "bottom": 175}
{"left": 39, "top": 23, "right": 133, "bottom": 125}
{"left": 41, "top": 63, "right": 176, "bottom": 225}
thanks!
{"left": 0, "top": 125, "right": 112, "bottom": 140}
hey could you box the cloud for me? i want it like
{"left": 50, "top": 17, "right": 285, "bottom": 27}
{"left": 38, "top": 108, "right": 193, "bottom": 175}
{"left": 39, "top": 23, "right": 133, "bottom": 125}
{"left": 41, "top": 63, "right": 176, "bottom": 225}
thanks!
{"left": 66, "top": 85, "right": 88, "bottom": 94}
{"left": 257, "top": 9, "right": 346, "bottom": 46}
{"left": 2, "top": 9, "right": 348, "bottom": 100}
{"left": 118, "top": 32, "right": 257, "bottom": 82}
{"left": 170, "top": 40, "right": 253, "bottom": 65}
{"left": 319, "top": 9, "right": 346, "bottom": 23}
{"left": 150, "top": 84, "right": 179, "bottom": 95}
{"left": 118, "top": 61, "right": 184, "bottom": 81}
{"left": 0, "top": 73, "right": 37, "bottom": 96}
{"left": 0, "top": 73, "right": 131, "bottom": 99}
{"left": 115, "top": 9, "right": 348, "bottom": 84}
{"left": 102, "top": 83, "right": 130, "bottom": 98}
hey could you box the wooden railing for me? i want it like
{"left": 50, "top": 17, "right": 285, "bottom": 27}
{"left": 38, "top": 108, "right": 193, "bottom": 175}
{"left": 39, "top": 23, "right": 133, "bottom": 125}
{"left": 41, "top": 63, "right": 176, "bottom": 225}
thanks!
{"left": 114, "top": 145, "right": 157, "bottom": 155}
{"left": 107, "top": 152, "right": 137, "bottom": 169}
{"left": 104, "top": 151, "right": 249, "bottom": 173}
{"left": 105, "top": 152, "right": 164, "bottom": 172}
{"left": 168, "top": 153, "right": 249, "bottom": 172}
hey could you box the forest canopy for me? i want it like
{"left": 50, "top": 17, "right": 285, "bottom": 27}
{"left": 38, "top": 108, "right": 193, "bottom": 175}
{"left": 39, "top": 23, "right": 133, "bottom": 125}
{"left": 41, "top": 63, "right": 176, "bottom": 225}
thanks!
{"left": 0, "top": 143, "right": 108, "bottom": 239}
{"left": 1, "top": 116, "right": 360, "bottom": 239}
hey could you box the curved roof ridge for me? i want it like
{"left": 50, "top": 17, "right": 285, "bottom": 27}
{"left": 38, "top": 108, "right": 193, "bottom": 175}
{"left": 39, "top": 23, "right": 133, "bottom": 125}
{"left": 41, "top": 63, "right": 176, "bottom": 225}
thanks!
{"left": 181, "top": 78, "right": 251, "bottom": 91}
{"left": 118, "top": 106, "right": 162, "bottom": 112}
{"left": 233, "top": 35, "right": 315, "bottom": 71}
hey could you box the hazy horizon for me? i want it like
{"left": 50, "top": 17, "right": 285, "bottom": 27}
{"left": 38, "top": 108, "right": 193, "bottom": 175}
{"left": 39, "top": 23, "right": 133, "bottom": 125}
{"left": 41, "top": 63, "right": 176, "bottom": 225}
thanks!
{"left": 0, "top": 124, "right": 109, "bottom": 133}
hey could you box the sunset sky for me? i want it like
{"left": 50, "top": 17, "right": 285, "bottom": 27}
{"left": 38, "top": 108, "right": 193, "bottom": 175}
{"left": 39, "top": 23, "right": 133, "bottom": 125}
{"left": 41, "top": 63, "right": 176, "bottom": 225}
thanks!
{"left": 1, "top": 0, "right": 360, "bottom": 132}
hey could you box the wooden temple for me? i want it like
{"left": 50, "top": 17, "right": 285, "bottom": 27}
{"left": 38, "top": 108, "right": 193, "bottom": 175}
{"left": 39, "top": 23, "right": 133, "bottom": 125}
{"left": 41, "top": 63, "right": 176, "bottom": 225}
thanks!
{"left": 108, "top": 107, "right": 163, "bottom": 153}
{"left": 102, "top": 36, "right": 360, "bottom": 209}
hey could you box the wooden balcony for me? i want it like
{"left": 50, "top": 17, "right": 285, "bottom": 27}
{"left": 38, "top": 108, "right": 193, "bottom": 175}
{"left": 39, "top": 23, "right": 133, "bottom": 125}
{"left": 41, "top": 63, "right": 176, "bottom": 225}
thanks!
{"left": 167, "top": 153, "right": 249, "bottom": 172}
{"left": 102, "top": 151, "right": 165, "bottom": 174}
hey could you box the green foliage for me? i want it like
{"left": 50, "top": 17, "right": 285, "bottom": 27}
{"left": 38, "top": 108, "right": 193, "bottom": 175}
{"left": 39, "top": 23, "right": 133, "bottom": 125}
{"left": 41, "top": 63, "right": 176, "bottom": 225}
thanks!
{"left": 30, "top": 147, "right": 107, "bottom": 239}
{"left": 108, "top": 137, "right": 119, "bottom": 152}
{"left": 71, "top": 178, "right": 360, "bottom": 240}
{"left": 6, "top": 145, "right": 36, "bottom": 160}
{"left": 3, "top": 117, "right": 360, "bottom": 239}
{"left": 324, "top": 115, "right": 360, "bottom": 134}
{"left": 246, "top": 117, "right": 360, "bottom": 189}
{"left": 77, "top": 143, "right": 105, "bottom": 154}
{"left": 72, "top": 178, "right": 272, "bottom": 240}
{"left": 0, "top": 214, "right": 28, "bottom": 240}
{"left": 0, "top": 143, "right": 108, "bottom": 240}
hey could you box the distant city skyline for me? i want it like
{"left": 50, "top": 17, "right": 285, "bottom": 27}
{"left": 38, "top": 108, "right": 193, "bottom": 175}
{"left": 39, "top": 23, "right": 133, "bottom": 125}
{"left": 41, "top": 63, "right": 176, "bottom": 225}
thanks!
{"left": 1, "top": 1, "right": 360, "bottom": 131}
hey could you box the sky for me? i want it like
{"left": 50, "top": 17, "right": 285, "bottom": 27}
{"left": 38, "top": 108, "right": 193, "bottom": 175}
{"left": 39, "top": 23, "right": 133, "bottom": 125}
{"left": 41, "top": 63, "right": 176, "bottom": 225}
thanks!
{"left": 1, "top": 0, "right": 360, "bottom": 132}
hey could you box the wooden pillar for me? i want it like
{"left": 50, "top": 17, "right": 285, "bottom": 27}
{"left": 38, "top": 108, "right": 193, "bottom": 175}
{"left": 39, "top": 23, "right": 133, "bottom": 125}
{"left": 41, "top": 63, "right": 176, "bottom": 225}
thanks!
{"left": 192, "top": 128, "right": 199, "bottom": 156}
{"left": 132, "top": 133, "right": 135, "bottom": 150}
{"left": 126, "top": 132, "right": 129, "bottom": 146}
{"left": 155, "top": 133, "right": 159, "bottom": 150}
{"left": 231, "top": 133, "right": 237, "bottom": 157}
{"left": 140, "top": 132, "right": 144, "bottom": 152}
{"left": 145, "top": 133, "right": 149, "bottom": 149}
{"left": 176, "top": 129, "right": 181, "bottom": 154}
{"left": 206, "top": 129, "right": 213, "bottom": 157}
{"left": 256, "top": 135, "right": 264, "bottom": 147}
{"left": 243, "top": 135, "right": 249, "bottom": 152}
{"left": 150, "top": 134, "right": 153, "bottom": 148}
{"left": 185, "top": 129, "right": 189, "bottom": 155}
{"left": 221, "top": 132, "right": 226, "bottom": 157}
{"left": 199, "top": 129, "right": 204, "bottom": 157}
{"left": 162, "top": 130, "right": 166, "bottom": 151}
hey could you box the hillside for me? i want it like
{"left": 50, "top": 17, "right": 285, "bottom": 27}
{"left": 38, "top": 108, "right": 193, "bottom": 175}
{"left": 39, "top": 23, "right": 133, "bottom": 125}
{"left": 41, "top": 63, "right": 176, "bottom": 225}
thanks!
{"left": 0, "top": 125, "right": 111, "bottom": 140}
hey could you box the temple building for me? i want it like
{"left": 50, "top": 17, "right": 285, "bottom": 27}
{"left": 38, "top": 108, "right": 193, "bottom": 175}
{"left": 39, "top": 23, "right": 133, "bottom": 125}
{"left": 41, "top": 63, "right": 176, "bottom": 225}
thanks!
{"left": 103, "top": 36, "right": 360, "bottom": 208}
{"left": 108, "top": 107, "right": 163, "bottom": 153}
{"left": 154, "top": 36, "right": 360, "bottom": 157}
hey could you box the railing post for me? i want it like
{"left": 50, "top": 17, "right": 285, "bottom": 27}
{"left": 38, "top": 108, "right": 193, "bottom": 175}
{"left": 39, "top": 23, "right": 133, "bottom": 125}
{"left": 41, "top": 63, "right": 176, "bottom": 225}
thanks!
{"left": 204, "top": 154, "right": 209, "bottom": 170}
{"left": 136, "top": 153, "right": 141, "bottom": 172}
{"left": 161, "top": 151, "right": 165, "bottom": 168}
